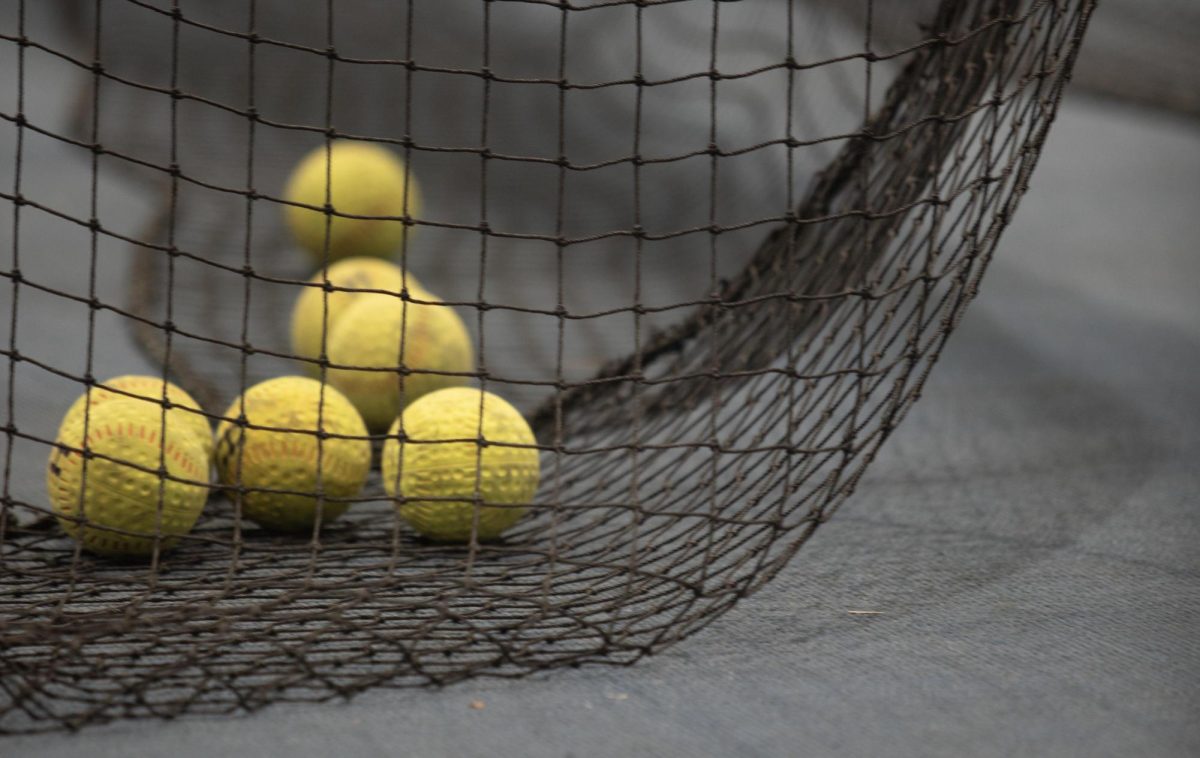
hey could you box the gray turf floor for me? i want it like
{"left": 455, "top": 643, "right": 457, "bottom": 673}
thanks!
{"left": 3, "top": 4, "right": 1200, "bottom": 758}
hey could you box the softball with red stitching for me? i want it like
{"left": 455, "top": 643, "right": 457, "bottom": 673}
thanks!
{"left": 326, "top": 291, "right": 474, "bottom": 433}
{"left": 214, "top": 376, "right": 370, "bottom": 532}
{"left": 47, "top": 398, "right": 211, "bottom": 557}
{"left": 283, "top": 141, "right": 421, "bottom": 262}
{"left": 381, "top": 388, "right": 539, "bottom": 542}
{"left": 59, "top": 374, "right": 212, "bottom": 458}
{"left": 289, "top": 257, "right": 429, "bottom": 376}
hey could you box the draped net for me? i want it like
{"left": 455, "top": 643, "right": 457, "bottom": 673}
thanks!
{"left": 0, "top": 0, "right": 1095, "bottom": 732}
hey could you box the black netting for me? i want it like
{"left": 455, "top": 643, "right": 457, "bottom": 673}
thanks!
{"left": 0, "top": 0, "right": 1095, "bottom": 732}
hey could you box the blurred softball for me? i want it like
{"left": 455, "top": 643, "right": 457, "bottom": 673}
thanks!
{"left": 47, "top": 398, "right": 210, "bottom": 557}
{"left": 290, "top": 257, "right": 429, "bottom": 374}
{"left": 382, "top": 388, "right": 539, "bottom": 542}
{"left": 283, "top": 141, "right": 421, "bottom": 262}
{"left": 326, "top": 291, "right": 473, "bottom": 433}
{"left": 214, "top": 377, "right": 370, "bottom": 532}
{"left": 59, "top": 374, "right": 212, "bottom": 458}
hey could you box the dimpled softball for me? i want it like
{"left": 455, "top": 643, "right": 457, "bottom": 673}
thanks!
{"left": 214, "top": 377, "right": 370, "bottom": 532}
{"left": 290, "top": 257, "right": 429, "bottom": 375}
{"left": 382, "top": 388, "right": 539, "bottom": 542}
{"left": 47, "top": 398, "right": 210, "bottom": 557}
{"left": 326, "top": 291, "right": 473, "bottom": 433}
{"left": 59, "top": 374, "right": 212, "bottom": 458}
{"left": 283, "top": 141, "right": 421, "bottom": 262}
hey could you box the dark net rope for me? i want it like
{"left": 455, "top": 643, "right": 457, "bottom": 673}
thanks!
{"left": 0, "top": 0, "right": 1094, "bottom": 732}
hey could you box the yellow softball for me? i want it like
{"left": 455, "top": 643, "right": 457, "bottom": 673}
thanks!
{"left": 283, "top": 141, "right": 421, "bottom": 262}
{"left": 59, "top": 374, "right": 212, "bottom": 458}
{"left": 214, "top": 377, "right": 370, "bottom": 532}
{"left": 289, "top": 257, "right": 429, "bottom": 374}
{"left": 382, "top": 388, "right": 540, "bottom": 542}
{"left": 47, "top": 398, "right": 210, "bottom": 557}
{"left": 325, "top": 291, "right": 474, "bottom": 433}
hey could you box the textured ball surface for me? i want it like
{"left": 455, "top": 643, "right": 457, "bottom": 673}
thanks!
{"left": 214, "top": 377, "right": 370, "bottom": 532}
{"left": 290, "top": 257, "right": 428, "bottom": 375}
{"left": 382, "top": 388, "right": 539, "bottom": 542}
{"left": 283, "top": 141, "right": 421, "bottom": 262}
{"left": 59, "top": 374, "right": 212, "bottom": 458}
{"left": 326, "top": 292, "right": 473, "bottom": 433}
{"left": 47, "top": 399, "right": 210, "bottom": 557}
